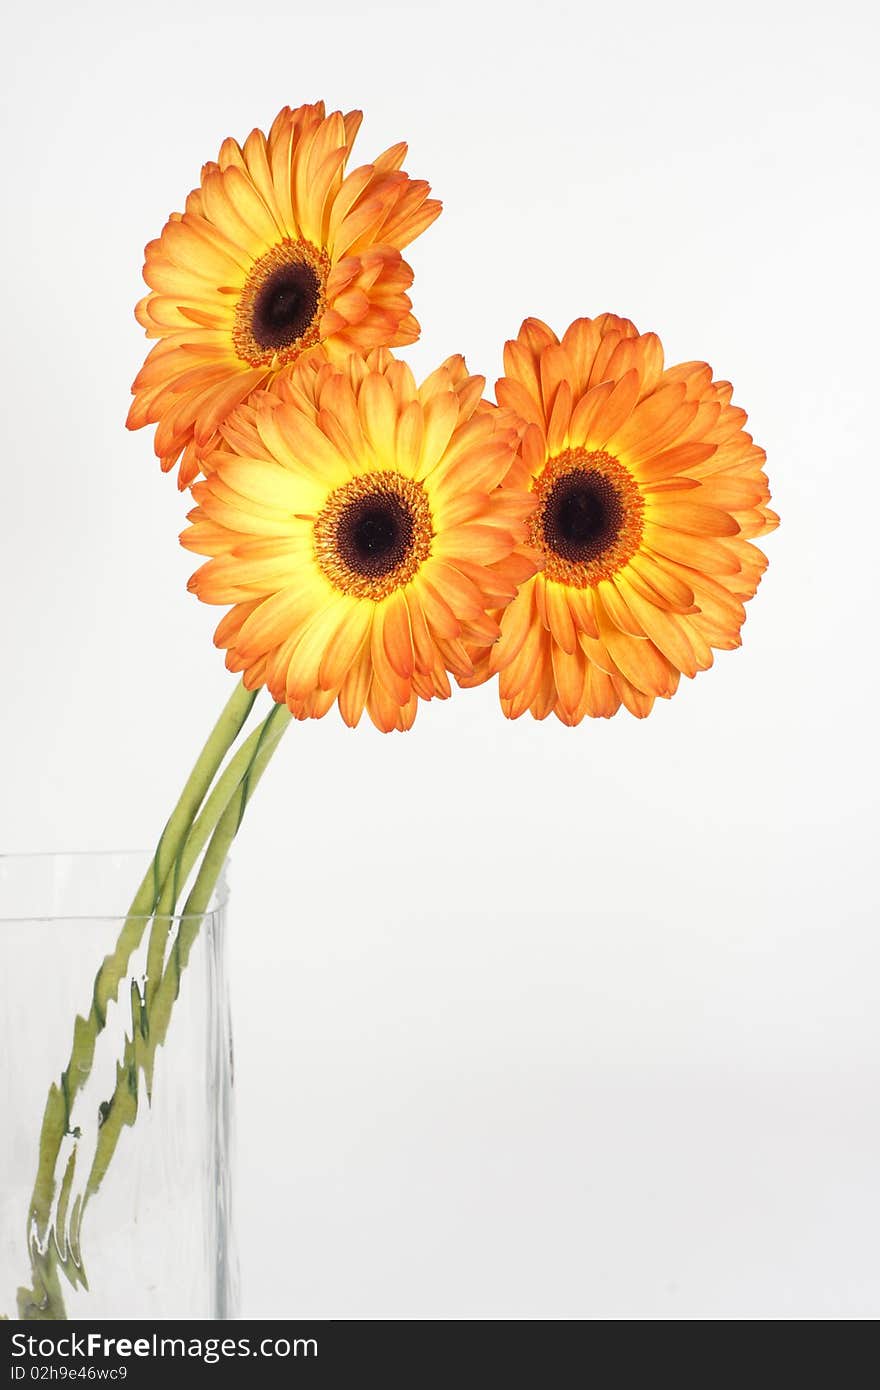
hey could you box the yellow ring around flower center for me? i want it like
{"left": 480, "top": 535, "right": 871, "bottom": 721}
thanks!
{"left": 314, "top": 471, "right": 434, "bottom": 600}
{"left": 529, "top": 448, "right": 644, "bottom": 588}
{"left": 232, "top": 239, "right": 330, "bottom": 368}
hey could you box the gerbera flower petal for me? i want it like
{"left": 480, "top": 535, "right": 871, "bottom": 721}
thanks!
{"left": 337, "top": 641, "right": 373, "bottom": 728}
{"left": 588, "top": 369, "right": 641, "bottom": 447}
{"left": 567, "top": 379, "right": 617, "bottom": 449}
{"left": 379, "top": 590, "right": 415, "bottom": 680}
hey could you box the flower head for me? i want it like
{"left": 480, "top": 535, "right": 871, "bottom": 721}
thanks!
{"left": 469, "top": 314, "right": 778, "bottom": 722}
{"left": 182, "top": 350, "right": 535, "bottom": 732}
{"left": 127, "top": 102, "right": 441, "bottom": 487}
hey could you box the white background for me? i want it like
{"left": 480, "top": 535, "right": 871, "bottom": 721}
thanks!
{"left": 2, "top": 0, "right": 878, "bottom": 1319}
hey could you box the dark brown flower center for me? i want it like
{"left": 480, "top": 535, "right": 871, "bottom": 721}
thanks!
{"left": 528, "top": 449, "right": 644, "bottom": 588}
{"left": 337, "top": 495, "right": 415, "bottom": 579}
{"left": 314, "top": 472, "right": 434, "bottom": 600}
{"left": 232, "top": 239, "right": 330, "bottom": 369}
{"left": 250, "top": 262, "right": 322, "bottom": 352}
{"left": 542, "top": 469, "right": 625, "bottom": 563}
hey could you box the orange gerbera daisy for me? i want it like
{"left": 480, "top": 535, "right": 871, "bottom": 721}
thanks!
{"left": 127, "top": 102, "right": 441, "bottom": 487}
{"left": 182, "top": 350, "right": 535, "bottom": 732}
{"left": 471, "top": 314, "right": 778, "bottom": 722}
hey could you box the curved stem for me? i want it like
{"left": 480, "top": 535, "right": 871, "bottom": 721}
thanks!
{"left": 142, "top": 706, "right": 284, "bottom": 1014}
{"left": 178, "top": 709, "right": 290, "bottom": 893}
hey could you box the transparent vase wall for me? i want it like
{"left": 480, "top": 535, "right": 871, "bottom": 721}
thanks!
{"left": 0, "top": 852, "right": 236, "bottom": 1321}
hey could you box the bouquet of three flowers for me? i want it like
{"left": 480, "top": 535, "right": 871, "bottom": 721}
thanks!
{"left": 14, "top": 99, "right": 775, "bottom": 1320}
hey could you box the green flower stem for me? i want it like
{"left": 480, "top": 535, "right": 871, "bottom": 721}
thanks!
{"left": 78, "top": 702, "right": 292, "bottom": 1227}
{"left": 16, "top": 681, "right": 259, "bottom": 1322}
{"left": 141, "top": 702, "right": 286, "bottom": 1019}
{"left": 178, "top": 707, "right": 291, "bottom": 897}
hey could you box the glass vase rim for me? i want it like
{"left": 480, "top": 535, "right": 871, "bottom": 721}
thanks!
{"left": 0, "top": 848, "right": 228, "bottom": 925}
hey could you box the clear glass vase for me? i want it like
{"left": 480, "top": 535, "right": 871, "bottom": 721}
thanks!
{"left": 0, "top": 851, "right": 236, "bottom": 1321}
